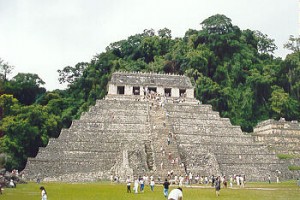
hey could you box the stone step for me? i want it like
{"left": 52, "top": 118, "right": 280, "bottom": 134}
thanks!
{"left": 165, "top": 104, "right": 213, "bottom": 112}
{"left": 70, "top": 121, "right": 148, "bottom": 131}
{"left": 82, "top": 109, "right": 148, "bottom": 116}
{"left": 45, "top": 140, "right": 146, "bottom": 151}
{"left": 177, "top": 134, "right": 254, "bottom": 144}
{"left": 26, "top": 158, "right": 115, "bottom": 174}
{"left": 95, "top": 99, "right": 149, "bottom": 108}
{"left": 180, "top": 143, "right": 273, "bottom": 154}
{"left": 171, "top": 121, "right": 239, "bottom": 129}
{"left": 56, "top": 133, "right": 149, "bottom": 142}
{"left": 253, "top": 136, "right": 300, "bottom": 143}
{"left": 79, "top": 116, "right": 148, "bottom": 124}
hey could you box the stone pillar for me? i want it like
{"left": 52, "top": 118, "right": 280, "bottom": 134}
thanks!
{"left": 186, "top": 89, "right": 194, "bottom": 98}
{"left": 108, "top": 84, "right": 117, "bottom": 95}
{"left": 172, "top": 88, "right": 180, "bottom": 98}
{"left": 139, "top": 86, "right": 143, "bottom": 96}
{"left": 157, "top": 87, "right": 164, "bottom": 96}
{"left": 125, "top": 85, "right": 132, "bottom": 95}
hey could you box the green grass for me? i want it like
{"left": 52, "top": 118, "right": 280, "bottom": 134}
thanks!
{"left": 277, "top": 154, "right": 299, "bottom": 159}
{"left": 288, "top": 165, "right": 300, "bottom": 170}
{"left": 1, "top": 181, "right": 299, "bottom": 200}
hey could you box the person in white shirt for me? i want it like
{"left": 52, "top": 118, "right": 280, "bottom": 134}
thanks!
{"left": 150, "top": 179, "right": 155, "bottom": 191}
{"left": 168, "top": 187, "right": 183, "bottom": 200}
{"left": 9, "top": 179, "right": 15, "bottom": 188}
{"left": 126, "top": 176, "right": 131, "bottom": 193}
{"left": 40, "top": 186, "right": 47, "bottom": 200}
{"left": 134, "top": 177, "right": 139, "bottom": 194}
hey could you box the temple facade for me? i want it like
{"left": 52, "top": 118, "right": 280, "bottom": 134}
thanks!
{"left": 107, "top": 72, "right": 194, "bottom": 98}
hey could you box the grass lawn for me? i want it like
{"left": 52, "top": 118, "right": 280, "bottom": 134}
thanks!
{"left": 1, "top": 181, "right": 299, "bottom": 200}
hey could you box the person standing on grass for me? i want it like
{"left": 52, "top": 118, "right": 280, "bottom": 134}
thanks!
{"left": 150, "top": 179, "right": 155, "bottom": 192}
{"left": 40, "top": 186, "right": 47, "bottom": 200}
{"left": 215, "top": 176, "right": 221, "bottom": 197}
{"left": 134, "top": 177, "right": 139, "bottom": 194}
{"left": 168, "top": 187, "right": 183, "bottom": 200}
{"left": 139, "top": 177, "right": 145, "bottom": 193}
{"left": 126, "top": 176, "right": 131, "bottom": 193}
{"left": 163, "top": 178, "right": 170, "bottom": 198}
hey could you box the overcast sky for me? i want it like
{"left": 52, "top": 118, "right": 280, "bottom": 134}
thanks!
{"left": 0, "top": 0, "right": 298, "bottom": 91}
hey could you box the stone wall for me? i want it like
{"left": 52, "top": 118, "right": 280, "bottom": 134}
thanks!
{"left": 253, "top": 118, "right": 300, "bottom": 179}
{"left": 253, "top": 119, "right": 300, "bottom": 154}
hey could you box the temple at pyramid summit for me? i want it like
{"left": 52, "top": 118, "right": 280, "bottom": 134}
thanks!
{"left": 23, "top": 71, "right": 300, "bottom": 182}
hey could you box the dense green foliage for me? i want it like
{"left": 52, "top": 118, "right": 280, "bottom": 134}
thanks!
{"left": 1, "top": 181, "right": 299, "bottom": 200}
{"left": 0, "top": 14, "right": 300, "bottom": 171}
{"left": 288, "top": 165, "right": 300, "bottom": 171}
{"left": 277, "top": 154, "right": 300, "bottom": 160}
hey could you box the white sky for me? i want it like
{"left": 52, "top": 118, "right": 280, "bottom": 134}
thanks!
{"left": 0, "top": 0, "right": 299, "bottom": 91}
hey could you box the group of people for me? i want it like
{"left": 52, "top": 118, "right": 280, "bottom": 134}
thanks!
{"left": 124, "top": 175, "right": 183, "bottom": 200}
{"left": 123, "top": 172, "right": 251, "bottom": 198}
{"left": 126, "top": 175, "right": 155, "bottom": 194}
{"left": 170, "top": 173, "right": 246, "bottom": 189}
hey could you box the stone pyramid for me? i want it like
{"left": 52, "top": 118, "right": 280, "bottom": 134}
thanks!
{"left": 23, "top": 72, "right": 293, "bottom": 182}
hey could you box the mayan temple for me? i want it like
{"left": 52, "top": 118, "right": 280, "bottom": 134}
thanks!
{"left": 23, "top": 72, "right": 299, "bottom": 182}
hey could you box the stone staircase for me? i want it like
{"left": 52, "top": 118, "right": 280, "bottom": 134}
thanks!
{"left": 148, "top": 101, "right": 186, "bottom": 179}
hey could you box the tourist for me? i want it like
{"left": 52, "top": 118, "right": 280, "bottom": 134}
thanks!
{"left": 195, "top": 174, "right": 199, "bottom": 184}
{"left": 144, "top": 175, "right": 149, "bottom": 185}
{"left": 174, "top": 175, "right": 178, "bottom": 185}
{"left": 126, "top": 176, "right": 131, "bottom": 193}
{"left": 200, "top": 176, "right": 204, "bottom": 184}
{"left": 215, "top": 176, "right": 221, "bottom": 196}
{"left": 204, "top": 176, "right": 208, "bottom": 185}
{"left": 229, "top": 176, "right": 233, "bottom": 188}
{"left": 188, "top": 172, "right": 193, "bottom": 185}
{"left": 179, "top": 175, "right": 184, "bottom": 187}
{"left": 168, "top": 187, "right": 183, "bottom": 200}
{"left": 222, "top": 176, "right": 227, "bottom": 188}
{"left": 40, "top": 186, "right": 47, "bottom": 200}
{"left": 236, "top": 175, "right": 240, "bottom": 186}
{"left": 9, "top": 179, "right": 15, "bottom": 188}
{"left": 211, "top": 175, "right": 215, "bottom": 187}
{"left": 150, "top": 179, "right": 155, "bottom": 191}
{"left": 134, "top": 177, "right": 139, "bottom": 194}
{"left": 139, "top": 177, "right": 145, "bottom": 192}
{"left": 163, "top": 178, "right": 170, "bottom": 198}
{"left": 240, "top": 175, "right": 244, "bottom": 188}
